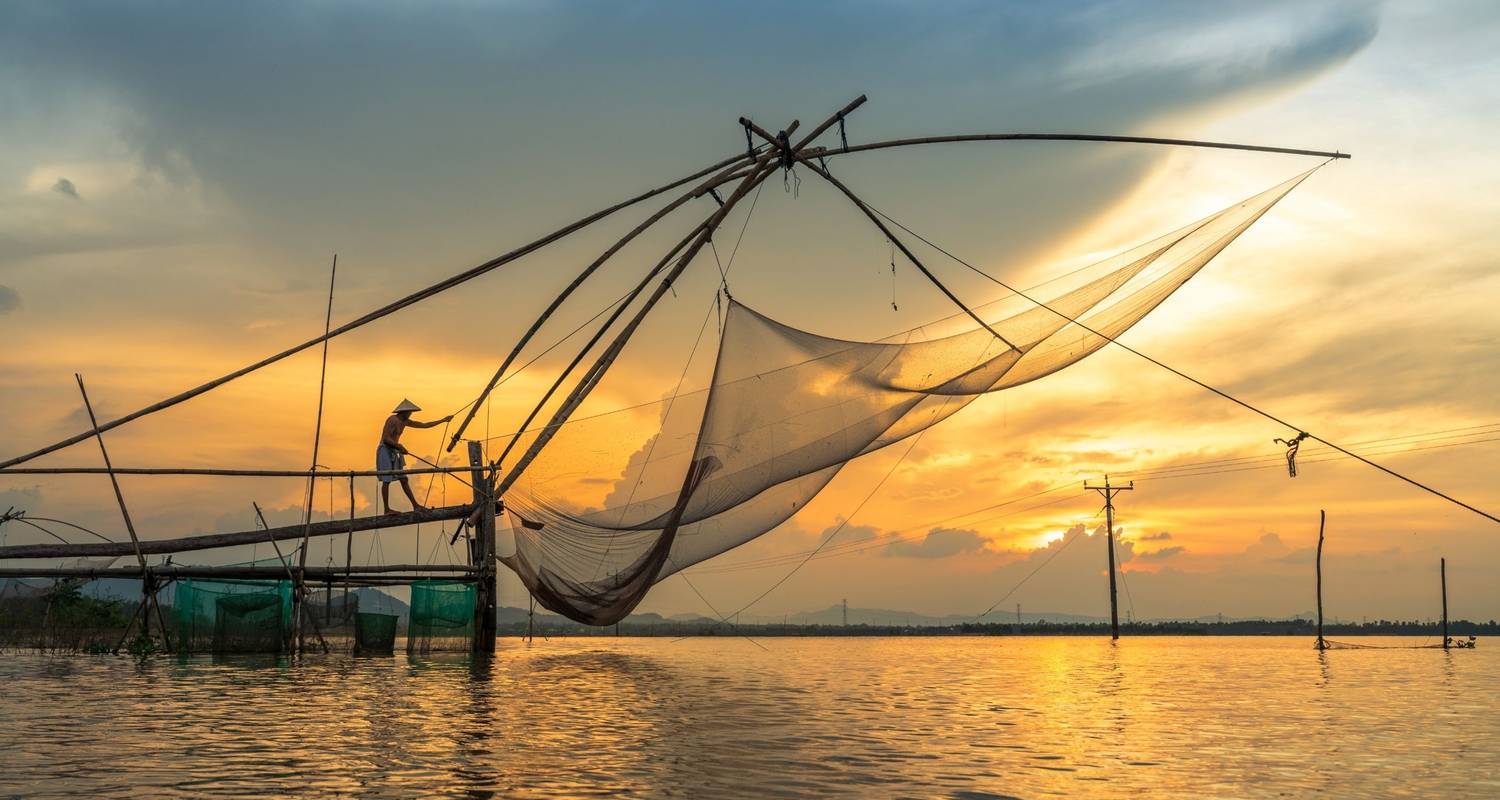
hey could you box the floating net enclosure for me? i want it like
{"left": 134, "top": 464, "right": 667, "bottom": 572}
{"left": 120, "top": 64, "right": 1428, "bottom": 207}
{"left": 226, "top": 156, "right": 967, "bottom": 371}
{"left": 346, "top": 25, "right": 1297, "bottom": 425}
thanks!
{"left": 173, "top": 568, "right": 292, "bottom": 654}
{"left": 406, "top": 580, "right": 474, "bottom": 654}
{"left": 306, "top": 588, "right": 360, "bottom": 651}
{"left": 355, "top": 611, "right": 399, "bottom": 654}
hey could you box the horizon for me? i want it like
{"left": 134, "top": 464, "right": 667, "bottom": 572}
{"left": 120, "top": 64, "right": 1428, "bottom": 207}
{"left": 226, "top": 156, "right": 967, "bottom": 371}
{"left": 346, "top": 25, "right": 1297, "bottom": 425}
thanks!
{"left": 4, "top": 1, "right": 1499, "bottom": 624}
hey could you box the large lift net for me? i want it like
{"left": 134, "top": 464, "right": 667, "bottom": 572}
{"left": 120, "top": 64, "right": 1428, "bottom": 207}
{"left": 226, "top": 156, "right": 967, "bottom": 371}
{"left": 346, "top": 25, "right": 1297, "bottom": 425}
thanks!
{"left": 500, "top": 170, "right": 1313, "bottom": 625}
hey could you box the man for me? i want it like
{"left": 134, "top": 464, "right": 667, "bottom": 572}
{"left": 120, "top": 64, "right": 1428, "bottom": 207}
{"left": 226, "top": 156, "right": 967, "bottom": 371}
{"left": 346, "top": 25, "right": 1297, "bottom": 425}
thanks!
{"left": 377, "top": 399, "right": 452, "bottom": 513}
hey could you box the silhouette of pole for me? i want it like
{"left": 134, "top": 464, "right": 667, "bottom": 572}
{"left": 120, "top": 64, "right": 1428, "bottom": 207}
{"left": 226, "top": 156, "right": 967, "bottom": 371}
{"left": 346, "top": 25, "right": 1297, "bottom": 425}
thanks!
{"left": 1441, "top": 557, "right": 1449, "bottom": 650}
{"left": 1315, "top": 510, "right": 1327, "bottom": 651}
{"left": 1085, "top": 476, "right": 1132, "bottom": 640}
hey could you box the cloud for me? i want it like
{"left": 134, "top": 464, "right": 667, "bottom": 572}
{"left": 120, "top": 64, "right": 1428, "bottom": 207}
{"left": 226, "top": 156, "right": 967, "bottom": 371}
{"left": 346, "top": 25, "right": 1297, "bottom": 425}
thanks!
{"left": 52, "top": 177, "right": 80, "bottom": 198}
{"left": 1139, "top": 531, "right": 1173, "bottom": 541}
{"left": 0, "top": 286, "right": 19, "bottom": 314}
{"left": 1138, "top": 545, "right": 1186, "bottom": 561}
{"left": 884, "top": 527, "right": 988, "bottom": 559}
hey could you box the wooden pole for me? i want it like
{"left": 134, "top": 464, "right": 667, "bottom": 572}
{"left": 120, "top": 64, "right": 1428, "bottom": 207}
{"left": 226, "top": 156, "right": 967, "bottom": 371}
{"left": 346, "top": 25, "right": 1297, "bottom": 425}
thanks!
{"left": 0, "top": 504, "right": 474, "bottom": 561}
{"left": 344, "top": 476, "right": 355, "bottom": 613}
{"left": 0, "top": 151, "right": 756, "bottom": 472}
{"left": 494, "top": 147, "right": 787, "bottom": 495}
{"left": 0, "top": 465, "right": 480, "bottom": 477}
{"left": 254, "top": 502, "right": 329, "bottom": 654}
{"left": 804, "top": 131, "right": 1347, "bottom": 161}
{"left": 1441, "top": 557, "right": 1449, "bottom": 650}
{"left": 468, "top": 441, "right": 497, "bottom": 654}
{"left": 294, "top": 255, "right": 337, "bottom": 653}
{"left": 76, "top": 374, "right": 171, "bottom": 653}
{"left": 1316, "top": 510, "right": 1326, "bottom": 651}
{"left": 1084, "top": 476, "right": 1132, "bottom": 641}
{"left": 447, "top": 156, "right": 765, "bottom": 451}
{"left": 798, "top": 159, "right": 1018, "bottom": 350}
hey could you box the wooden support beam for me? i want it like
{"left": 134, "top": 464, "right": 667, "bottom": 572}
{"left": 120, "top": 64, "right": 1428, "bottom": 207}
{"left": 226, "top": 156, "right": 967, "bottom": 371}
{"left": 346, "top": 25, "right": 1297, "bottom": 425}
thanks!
{"left": 0, "top": 564, "right": 471, "bottom": 580}
{"left": 0, "top": 504, "right": 475, "bottom": 560}
{"left": 469, "top": 441, "right": 498, "bottom": 654}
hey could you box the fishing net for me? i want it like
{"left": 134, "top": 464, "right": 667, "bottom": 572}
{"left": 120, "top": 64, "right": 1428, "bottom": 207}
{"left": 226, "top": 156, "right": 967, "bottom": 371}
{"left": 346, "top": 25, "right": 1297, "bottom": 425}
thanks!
{"left": 173, "top": 567, "right": 292, "bottom": 653}
{"left": 406, "top": 580, "right": 474, "bottom": 654}
{"left": 0, "top": 559, "right": 132, "bottom": 650}
{"left": 355, "top": 611, "right": 399, "bottom": 654}
{"left": 497, "top": 169, "right": 1315, "bottom": 625}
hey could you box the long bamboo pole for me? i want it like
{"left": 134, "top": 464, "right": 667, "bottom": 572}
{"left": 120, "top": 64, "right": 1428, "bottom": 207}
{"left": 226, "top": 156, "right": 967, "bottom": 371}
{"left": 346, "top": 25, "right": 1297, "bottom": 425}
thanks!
{"left": 797, "top": 158, "right": 1018, "bottom": 350}
{"left": 293, "top": 256, "right": 338, "bottom": 652}
{"left": 0, "top": 466, "right": 475, "bottom": 478}
{"left": 446, "top": 157, "right": 766, "bottom": 451}
{"left": 494, "top": 146, "right": 788, "bottom": 495}
{"left": 0, "top": 565, "right": 472, "bottom": 580}
{"left": 76, "top": 374, "right": 172, "bottom": 653}
{"left": 0, "top": 151, "right": 756, "bottom": 472}
{"left": 0, "top": 504, "right": 475, "bottom": 560}
{"left": 805, "top": 132, "right": 1347, "bottom": 161}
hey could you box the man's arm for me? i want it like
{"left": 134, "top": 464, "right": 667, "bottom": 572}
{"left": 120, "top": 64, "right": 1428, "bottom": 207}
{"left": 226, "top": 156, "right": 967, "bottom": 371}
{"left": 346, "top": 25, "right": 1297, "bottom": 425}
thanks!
{"left": 408, "top": 415, "right": 454, "bottom": 430}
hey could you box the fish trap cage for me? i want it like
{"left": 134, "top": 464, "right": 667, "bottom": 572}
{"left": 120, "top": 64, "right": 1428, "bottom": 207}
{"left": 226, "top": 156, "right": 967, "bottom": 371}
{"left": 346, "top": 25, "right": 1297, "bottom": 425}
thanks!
{"left": 354, "top": 611, "right": 399, "bottom": 654}
{"left": 173, "top": 575, "right": 292, "bottom": 654}
{"left": 406, "top": 580, "right": 475, "bottom": 654}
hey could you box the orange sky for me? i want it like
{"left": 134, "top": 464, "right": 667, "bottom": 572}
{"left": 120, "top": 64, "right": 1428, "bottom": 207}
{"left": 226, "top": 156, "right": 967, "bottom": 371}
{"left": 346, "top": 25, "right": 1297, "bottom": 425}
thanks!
{"left": 3, "top": 2, "right": 1497, "bottom": 622}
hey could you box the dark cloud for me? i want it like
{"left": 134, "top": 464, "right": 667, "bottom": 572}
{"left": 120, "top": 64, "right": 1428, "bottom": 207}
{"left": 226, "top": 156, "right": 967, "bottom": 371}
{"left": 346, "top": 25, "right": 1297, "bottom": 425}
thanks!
{"left": 1138, "top": 545, "right": 1186, "bottom": 561}
{"left": 1139, "top": 531, "right": 1173, "bottom": 541}
{"left": 0, "top": 286, "right": 18, "bottom": 314}
{"left": 884, "top": 527, "right": 987, "bottom": 559}
{"left": 51, "top": 177, "right": 79, "bottom": 198}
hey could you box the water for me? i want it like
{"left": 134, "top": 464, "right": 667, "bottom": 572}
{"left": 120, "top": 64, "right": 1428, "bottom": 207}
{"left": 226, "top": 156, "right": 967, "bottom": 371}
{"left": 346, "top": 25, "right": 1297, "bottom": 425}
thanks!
{"left": 1, "top": 636, "right": 1496, "bottom": 798}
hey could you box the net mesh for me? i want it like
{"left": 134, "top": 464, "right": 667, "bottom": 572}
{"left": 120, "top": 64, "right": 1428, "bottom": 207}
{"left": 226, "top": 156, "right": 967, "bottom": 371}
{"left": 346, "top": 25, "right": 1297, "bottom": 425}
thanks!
{"left": 355, "top": 611, "right": 399, "bottom": 654}
{"left": 500, "top": 170, "right": 1314, "bottom": 625}
{"left": 406, "top": 580, "right": 474, "bottom": 654}
{"left": 173, "top": 568, "right": 292, "bottom": 654}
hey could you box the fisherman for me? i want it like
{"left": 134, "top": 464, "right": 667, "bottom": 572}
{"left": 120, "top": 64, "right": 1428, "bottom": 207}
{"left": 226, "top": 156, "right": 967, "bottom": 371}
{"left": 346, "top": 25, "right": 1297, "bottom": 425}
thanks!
{"left": 377, "top": 399, "right": 453, "bottom": 513}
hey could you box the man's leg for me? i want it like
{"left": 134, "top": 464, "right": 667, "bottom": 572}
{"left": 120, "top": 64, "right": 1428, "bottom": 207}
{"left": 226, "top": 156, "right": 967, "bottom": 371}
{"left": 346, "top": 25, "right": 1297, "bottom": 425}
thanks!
{"left": 380, "top": 481, "right": 391, "bottom": 514}
{"left": 399, "top": 477, "right": 426, "bottom": 513}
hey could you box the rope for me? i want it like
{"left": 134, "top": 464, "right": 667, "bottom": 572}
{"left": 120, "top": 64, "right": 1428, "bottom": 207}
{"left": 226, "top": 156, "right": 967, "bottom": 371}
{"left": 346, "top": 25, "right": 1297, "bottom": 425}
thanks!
{"left": 860, "top": 183, "right": 1500, "bottom": 526}
{"left": 973, "top": 519, "right": 1088, "bottom": 621}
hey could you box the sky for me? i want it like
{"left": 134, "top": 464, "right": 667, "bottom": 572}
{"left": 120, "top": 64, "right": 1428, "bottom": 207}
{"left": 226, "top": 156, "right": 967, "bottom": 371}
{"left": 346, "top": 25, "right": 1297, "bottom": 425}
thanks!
{"left": 3, "top": 0, "right": 1498, "bottom": 624}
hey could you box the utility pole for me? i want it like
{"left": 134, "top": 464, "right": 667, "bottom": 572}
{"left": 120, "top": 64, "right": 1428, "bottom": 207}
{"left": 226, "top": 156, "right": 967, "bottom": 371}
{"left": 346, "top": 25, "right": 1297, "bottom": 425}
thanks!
{"left": 1016, "top": 603, "right": 1022, "bottom": 625}
{"left": 842, "top": 598, "right": 848, "bottom": 627}
{"left": 1084, "top": 476, "right": 1132, "bottom": 641}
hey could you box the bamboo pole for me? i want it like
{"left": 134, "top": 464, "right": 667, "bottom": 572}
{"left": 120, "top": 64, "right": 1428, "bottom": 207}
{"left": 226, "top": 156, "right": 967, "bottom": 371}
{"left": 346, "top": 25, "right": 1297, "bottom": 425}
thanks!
{"left": 292, "top": 256, "right": 337, "bottom": 653}
{"left": 494, "top": 148, "right": 787, "bottom": 495}
{"left": 469, "top": 441, "right": 497, "bottom": 654}
{"left": 1441, "top": 557, "right": 1449, "bottom": 650}
{"left": 804, "top": 132, "right": 1347, "bottom": 161}
{"left": 0, "top": 565, "right": 472, "bottom": 580}
{"left": 76, "top": 374, "right": 172, "bottom": 653}
{"left": 253, "top": 502, "right": 329, "bottom": 653}
{"left": 446, "top": 156, "right": 767, "bottom": 451}
{"left": 0, "top": 151, "right": 757, "bottom": 472}
{"left": 0, "top": 504, "right": 475, "bottom": 560}
{"left": 0, "top": 466, "right": 479, "bottom": 478}
{"left": 1314, "top": 510, "right": 1326, "bottom": 648}
{"left": 797, "top": 158, "right": 1018, "bottom": 350}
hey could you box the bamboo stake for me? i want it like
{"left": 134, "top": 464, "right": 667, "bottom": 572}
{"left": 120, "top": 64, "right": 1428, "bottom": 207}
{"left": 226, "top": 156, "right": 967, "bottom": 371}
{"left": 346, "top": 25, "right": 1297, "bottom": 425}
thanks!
{"left": 76, "top": 374, "right": 171, "bottom": 653}
{"left": 253, "top": 503, "right": 329, "bottom": 654}
{"left": 1440, "top": 557, "right": 1449, "bottom": 650}
{"left": 1314, "top": 510, "right": 1326, "bottom": 648}
{"left": 446, "top": 156, "right": 767, "bottom": 451}
{"left": 0, "top": 151, "right": 757, "bottom": 472}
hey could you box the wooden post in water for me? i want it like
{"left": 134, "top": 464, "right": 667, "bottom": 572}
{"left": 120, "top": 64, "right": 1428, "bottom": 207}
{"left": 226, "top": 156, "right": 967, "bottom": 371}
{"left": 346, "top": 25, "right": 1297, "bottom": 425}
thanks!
{"left": 467, "top": 441, "right": 497, "bottom": 655}
{"left": 1315, "top": 510, "right": 1327, "bottom": 651}
{"left": 1085, "top": 476, "right": 1132, "bottom": 641}
{"left": 1441, "top": 557, "right": 1449, "bottom": 650}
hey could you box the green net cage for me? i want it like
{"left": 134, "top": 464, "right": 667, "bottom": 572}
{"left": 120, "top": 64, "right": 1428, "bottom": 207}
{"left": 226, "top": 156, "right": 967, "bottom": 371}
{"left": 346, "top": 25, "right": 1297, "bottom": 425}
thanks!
{"left": 406, "top": 580, "right": 475, "bottom": 654}
{"left": 173, "top": 573, "right": 291, "bottom": 654}
{"left": 354, "top": 611, "right": 399, "bottom": 654}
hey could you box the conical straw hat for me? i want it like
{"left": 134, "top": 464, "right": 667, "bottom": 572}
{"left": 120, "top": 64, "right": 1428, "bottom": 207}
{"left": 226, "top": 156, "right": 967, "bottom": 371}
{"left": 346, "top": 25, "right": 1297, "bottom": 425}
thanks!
{"left": 392, "top": 399, "right": 422, "bottom": 413}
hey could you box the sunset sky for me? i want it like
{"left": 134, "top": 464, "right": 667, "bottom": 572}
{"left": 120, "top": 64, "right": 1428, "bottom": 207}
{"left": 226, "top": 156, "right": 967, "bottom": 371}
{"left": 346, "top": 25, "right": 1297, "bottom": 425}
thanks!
{"left": 3, "top": 1, "right": 1497, "bottom": 623}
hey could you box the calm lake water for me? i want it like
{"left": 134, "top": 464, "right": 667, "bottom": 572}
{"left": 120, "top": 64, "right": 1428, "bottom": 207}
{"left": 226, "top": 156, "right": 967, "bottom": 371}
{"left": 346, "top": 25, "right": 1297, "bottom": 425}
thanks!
{"left": 1, "top": 636, "right": 1496, "bottom": 798}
